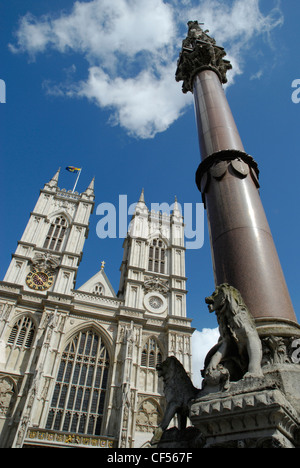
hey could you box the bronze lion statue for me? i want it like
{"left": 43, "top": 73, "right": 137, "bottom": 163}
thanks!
{"left": 203, "top": 284, "right": 263, "bottom": 385}
{"left": 151, "top": 356, "right": 199, "bottom": 445}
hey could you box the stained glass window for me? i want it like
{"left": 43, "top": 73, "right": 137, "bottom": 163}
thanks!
{"left": 46, "top": 330, "right": 110, "bottom": 436}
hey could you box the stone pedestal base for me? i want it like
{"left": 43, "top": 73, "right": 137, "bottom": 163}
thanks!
{"left": 155, "top": 427, "right": 204, "bottom": 449}
{"left": 190, "top": 370, "right": 300, "bottom": 448}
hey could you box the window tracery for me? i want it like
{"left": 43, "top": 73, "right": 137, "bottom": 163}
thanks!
{"left": 7, "top": 316, "right": 35, "bottom": 349}
{"left": 148, "top": 239, "right": 166, "bottom": 274}
{"left": 46, "top": 329, "right": 110, "bottom": 436}
{"left": 43, "top": 216, "right": 68, "bottom": 252}
{"left": 141, "top": 338, "right": 162, "bottom": 369}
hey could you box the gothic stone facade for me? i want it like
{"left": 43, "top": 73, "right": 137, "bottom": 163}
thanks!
{"left": 0, "top": 170, "right": 193, "bottom": 448}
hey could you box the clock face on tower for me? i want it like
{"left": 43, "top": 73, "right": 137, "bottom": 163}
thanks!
{"left": 144, "top": 292, "right": 167, "bottom": 314}
{"left": 26, "top": 268, "right": 54, "bottom": 291}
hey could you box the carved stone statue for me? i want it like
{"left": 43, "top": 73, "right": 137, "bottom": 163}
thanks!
{"left": 31, "top": 252, "right": 59, "bottom": 272}
{"left": 0, "top": 376, "right": 15, "bottom": 416}
{"left": 176, "top": 21, "right": 232, "bottom": 93}
{"left": 203, "top": 284, "right": 263, "bottom": 387}
{"left": 183, "top": 21, "right": 216, "bottom": 49}
{"left": 151, "top": 356, "right": 199, "bottom": 445}
{"left": 143, "top": 276, "right": 169, "bottom": 296}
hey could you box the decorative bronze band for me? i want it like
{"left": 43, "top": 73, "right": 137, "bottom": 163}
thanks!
{"left": 195, "top": 150, "right": 260, "bottom": 201}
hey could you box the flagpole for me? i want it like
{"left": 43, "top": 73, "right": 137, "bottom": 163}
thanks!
{"left": 72, "top": 169, "right": 82, "bottom": 193}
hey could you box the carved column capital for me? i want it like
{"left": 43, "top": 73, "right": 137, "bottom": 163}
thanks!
{"left": 176, "top": 21, "right": 232, "bottom": 93}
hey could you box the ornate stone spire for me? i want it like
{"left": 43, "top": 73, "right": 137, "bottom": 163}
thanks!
{"left": 138, "top": 188, "right": 145, "bottom": 204}
{"left": 134, "top": 188, "right": 148, "bottom": 215}
{"left": 47, "top": 167, "right": 60, "bottom": 187}
{"left": 83, "top": 177, "right": 95, "bottom": 196}
{"left": 171, "top": 196, "right": 181, "bottom": 217}
{"left": 176, "top": 21, "right": 232, "bottom": 93}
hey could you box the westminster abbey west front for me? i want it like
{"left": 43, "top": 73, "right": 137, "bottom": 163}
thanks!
{"left": 0, "top": 169, "right": 193, "bottom": 448}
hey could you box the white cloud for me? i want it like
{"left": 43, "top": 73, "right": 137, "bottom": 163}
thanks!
{"left": 182, "top": 0, "right": 283, "bottom": 43}
{"left": 10, "top": 0, "right": 176, "bottom": 67}
{"left": 9, "top": 0, "right": 284, "bottom": 138}
{"left": 74, "top": 64, "right": 192, "bottom": 139}
{"left": 191, "top": 327, "right": 219, "bottom": 388}
{"left": 185, "top": 0, "right": 283, "bottom": 84}
{"left": 250, "top": 69, "right": 264, "bottom": 80}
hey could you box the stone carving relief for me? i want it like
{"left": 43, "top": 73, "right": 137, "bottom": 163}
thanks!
{"left": 31, "top": 252, "right": 59, "bottom": 272}
{"left": 262, "top": 336, "right": 299, "bottom": 366}
{"left": 143, "top": 276, "right": 170, "bottom": 297}
{"left": 189, "top": 384, "right": 300, "bottom": 449}
{"left": 0, "top": 375, "right": 16, "bottom": 416}
{"left": 176, "top": 20, "right": 232, "bottom": 92}
{"left": 0, "top": 303, "right": 13, "bottom": 322}
{"left": 51, "top": 198, "right": 76, "bottom": 215}
{"left": 136, "top": 399, "right": 162, "bottom": 433}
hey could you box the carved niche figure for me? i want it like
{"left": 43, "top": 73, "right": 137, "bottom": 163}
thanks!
{"left": 151, "top": 356, "right": 199, "bottom": 444}
{"left": 0, "top": 376, "right": 16, "bottom": 416}
{"left": 203, "top": 284, "right": 263, "bottom": 387}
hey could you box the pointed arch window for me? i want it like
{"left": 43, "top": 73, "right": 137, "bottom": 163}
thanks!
{"left": 148, "top": 239, "right": 166, "bottom": 274}
{"left": 44, "top": 216, "right": 68, "bottom": 252}
{"left": 8, "top": 316, "right": 35, "bottom": 349}
{"left": 46, "top": 330, "right": 110, "bottom": 436}
{"left": 141, "top": 338, "right": 162, "bottom": 369}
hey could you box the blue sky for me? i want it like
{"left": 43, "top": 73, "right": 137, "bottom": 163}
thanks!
{"left": 1, "top": 1, "right": 300, "bottom": 376}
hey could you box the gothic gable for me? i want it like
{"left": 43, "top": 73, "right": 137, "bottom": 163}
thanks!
{"left": 77, "top": 269, "right": 117, "bottom": 298}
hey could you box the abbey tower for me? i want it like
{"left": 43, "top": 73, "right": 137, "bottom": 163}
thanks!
{"left": 0, "top": 170, "right": 193, "bottom": 448}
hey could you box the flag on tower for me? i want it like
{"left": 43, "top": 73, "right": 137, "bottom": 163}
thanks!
{"left": 66, "top": 166, "right": 82, "bottom": 192}
{"left": 66, "top": 166, "right": 81, "bottom": 173}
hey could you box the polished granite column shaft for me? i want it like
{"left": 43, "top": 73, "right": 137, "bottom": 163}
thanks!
{"left": 176, "top": 21, "right": 296, "bottom": 323}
